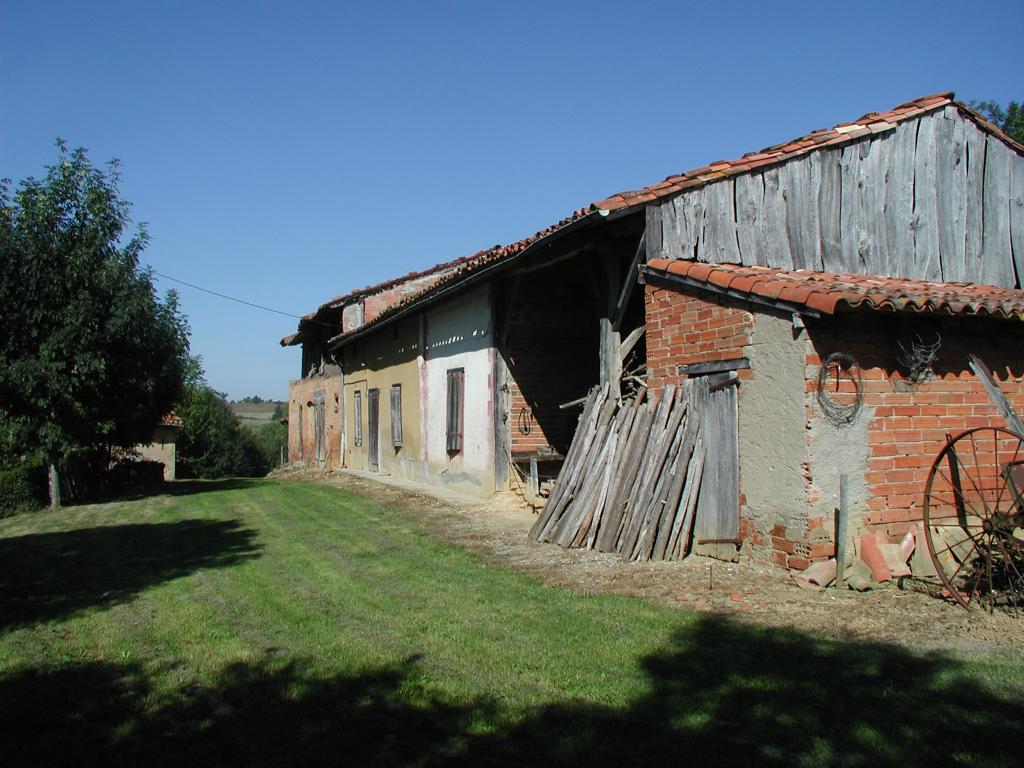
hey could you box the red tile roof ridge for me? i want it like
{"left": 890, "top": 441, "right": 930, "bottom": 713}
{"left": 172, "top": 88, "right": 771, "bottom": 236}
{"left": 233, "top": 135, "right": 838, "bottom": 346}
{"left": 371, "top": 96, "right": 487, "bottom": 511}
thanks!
{"left": 325, "top": 207, "right": 600, "bottom": 347}
{"left": 645, "top": 258, "right": 1024, "bottom": 320}
{"left": 593, "top": 91, "right": 1024, "bottom": 215}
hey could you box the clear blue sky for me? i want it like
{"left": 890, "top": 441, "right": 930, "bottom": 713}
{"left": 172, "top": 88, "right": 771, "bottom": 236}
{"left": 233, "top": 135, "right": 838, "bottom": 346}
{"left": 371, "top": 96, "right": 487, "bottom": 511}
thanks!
{"left": 3, "top": 1, "right": 1022, "bottom": 400}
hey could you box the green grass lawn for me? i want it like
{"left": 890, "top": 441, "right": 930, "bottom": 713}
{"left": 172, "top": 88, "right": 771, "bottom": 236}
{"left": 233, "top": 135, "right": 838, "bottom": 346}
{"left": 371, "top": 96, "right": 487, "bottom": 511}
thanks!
{"left": 1, "top": 479, "right": 1022, "bottom": 767}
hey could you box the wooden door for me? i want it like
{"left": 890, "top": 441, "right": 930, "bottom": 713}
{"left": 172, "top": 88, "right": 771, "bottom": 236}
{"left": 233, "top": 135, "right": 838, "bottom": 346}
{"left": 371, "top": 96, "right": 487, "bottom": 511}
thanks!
{"left": 693, "top": 379, "right": 739, "bottom": 558}
{"left": 313, "top": 389, "right": 326, "bottom": 463}
{"left": 367, "top": 388, "right": 380, "bottom": 472}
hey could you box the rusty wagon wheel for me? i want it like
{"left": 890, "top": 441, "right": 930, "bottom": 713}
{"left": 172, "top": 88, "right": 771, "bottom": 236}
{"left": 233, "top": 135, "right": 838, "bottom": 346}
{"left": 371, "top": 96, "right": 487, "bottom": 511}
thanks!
{"left": 922, "top": 427, "right": 1024, "bottom": 612}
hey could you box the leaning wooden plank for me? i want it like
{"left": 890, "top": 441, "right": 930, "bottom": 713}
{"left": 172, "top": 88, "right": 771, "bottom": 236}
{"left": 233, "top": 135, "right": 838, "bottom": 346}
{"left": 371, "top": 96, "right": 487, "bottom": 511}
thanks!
{"left": 596, "top": 400, "right": 655, "bottom": 552}
{"left": 617, "top": 387, "right": 677, "bottom": 552}
{"left": 672, "top": 440, "right": 706, "bottom": 560}
{"left": 579, "top": 402, "right": 634, "bottom": 548}
{"left": 632, "top": 411, "right": 688, "bottom": 560}
{"left": 551, "top": 395, "right": 619, "bottom": 545}
{"left": 530, "top": 387, "right": 601, "bottom": 538}
{"left": 969, "top": 355, "right": 1024, "bottom": 436}
{"left": 628, "top": 387, "right": 676, "bottom": 500}
{"left": 665, "top": 433, "right": 705, "bottom": 559}
{"left": 532, "top": 386, "right": 606, "bottom": 540}
{"left": 568, "top": 428, "right": 617, "bottom": 548}
{"left": 652, "top": 406, "right": 701, "bottom": 560}
{"left": 668, "top": 379, "right": 710, "bottom": 557}
{"left": 619, "top": 326, "right": 646, "bottom": 363}
{"left": 625, "top": 390, "right": 689, "bottom": 558}
{"left": 565, "top": 426, "right": 619, "bottom": 546}
{"left": 589, "top": 399, "right": 642, "bottom": 548}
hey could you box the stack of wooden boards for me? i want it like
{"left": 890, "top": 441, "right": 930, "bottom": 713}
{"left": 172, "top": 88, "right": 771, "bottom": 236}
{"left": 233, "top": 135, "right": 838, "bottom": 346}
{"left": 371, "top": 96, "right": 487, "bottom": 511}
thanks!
{"left": 529, "top": 378, "right": 710, "bottom": 561}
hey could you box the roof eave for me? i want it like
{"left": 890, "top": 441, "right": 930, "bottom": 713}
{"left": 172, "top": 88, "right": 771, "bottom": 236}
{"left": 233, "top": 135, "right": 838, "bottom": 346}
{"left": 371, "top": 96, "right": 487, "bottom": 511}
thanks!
{"left": 329, "top": 209, "right": 608, "bottom": 350}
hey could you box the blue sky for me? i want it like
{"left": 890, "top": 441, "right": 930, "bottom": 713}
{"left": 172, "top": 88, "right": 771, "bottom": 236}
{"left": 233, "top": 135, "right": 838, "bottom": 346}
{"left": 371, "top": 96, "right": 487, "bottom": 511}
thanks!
{"left": 3, "top": 1, "right": 1022, "bottom": 400}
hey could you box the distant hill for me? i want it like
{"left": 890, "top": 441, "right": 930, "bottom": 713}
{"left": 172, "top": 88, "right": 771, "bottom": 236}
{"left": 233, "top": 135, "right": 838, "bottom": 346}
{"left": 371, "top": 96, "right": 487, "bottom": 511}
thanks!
{"left": 229, "top": 401, "right": 285, "bottom": 430}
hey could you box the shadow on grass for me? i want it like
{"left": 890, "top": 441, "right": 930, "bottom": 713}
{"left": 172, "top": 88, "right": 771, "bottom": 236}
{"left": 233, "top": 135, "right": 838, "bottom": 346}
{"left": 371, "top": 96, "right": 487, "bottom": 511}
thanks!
{"left": 108, "top": 478, "right": 267, "bottom": 502}
{"left": 0, "top": 519, "right": 260, "bottom": 630}
{"left": 2, "top": 616, "right": 1021, "bottom": 767}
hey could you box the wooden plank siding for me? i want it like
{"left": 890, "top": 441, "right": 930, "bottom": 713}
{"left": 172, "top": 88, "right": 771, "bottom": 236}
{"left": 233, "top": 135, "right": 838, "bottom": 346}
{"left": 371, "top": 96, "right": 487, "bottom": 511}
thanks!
{"left": 647, "top": 107, "right": 1024, "bottom": 288}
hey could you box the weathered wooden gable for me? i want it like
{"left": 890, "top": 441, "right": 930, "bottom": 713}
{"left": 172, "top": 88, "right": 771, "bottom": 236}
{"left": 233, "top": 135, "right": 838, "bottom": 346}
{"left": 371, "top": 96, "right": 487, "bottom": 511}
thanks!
{"left": 647, "top": 106, "right": 1024, "bottom": 288}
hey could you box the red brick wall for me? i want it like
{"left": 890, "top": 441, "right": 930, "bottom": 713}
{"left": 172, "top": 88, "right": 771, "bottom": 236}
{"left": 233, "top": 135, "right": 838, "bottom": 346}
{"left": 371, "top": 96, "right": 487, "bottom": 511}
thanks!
{"left": 645, "top": 281, "right": 1024, "bottom": 572}
{"left": 644, "top": 284, "right": 753, "bottom": 394}
{"left": 808, "top": 314, "right": 1024, "bottom": 541}
{"left": 287, "top": 372, "right": 343, "bottom": 468}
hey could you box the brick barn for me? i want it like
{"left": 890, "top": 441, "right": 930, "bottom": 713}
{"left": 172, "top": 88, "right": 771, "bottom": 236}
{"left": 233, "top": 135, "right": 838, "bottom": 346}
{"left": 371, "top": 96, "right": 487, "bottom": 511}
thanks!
{"left": 283, "top": 91, "right": 1024, "bottom": 573}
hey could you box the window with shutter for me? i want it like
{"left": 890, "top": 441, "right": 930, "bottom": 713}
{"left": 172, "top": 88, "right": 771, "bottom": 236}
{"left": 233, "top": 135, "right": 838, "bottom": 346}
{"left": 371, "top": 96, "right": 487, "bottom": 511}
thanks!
{"left": 446, "top": 368, "right": 464, "bottom": 454}
{"left": 353, "top": 391, "right": 363, "bottom": 446}
{"left": 390, "top": 384, "right": 403, "bottom": 447}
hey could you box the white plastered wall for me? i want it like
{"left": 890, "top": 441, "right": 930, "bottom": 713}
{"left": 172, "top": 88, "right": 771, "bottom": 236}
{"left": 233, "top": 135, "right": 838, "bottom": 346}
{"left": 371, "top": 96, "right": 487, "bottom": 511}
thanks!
{"left": 422, "top": 285, "right": 495, "bottom": 495}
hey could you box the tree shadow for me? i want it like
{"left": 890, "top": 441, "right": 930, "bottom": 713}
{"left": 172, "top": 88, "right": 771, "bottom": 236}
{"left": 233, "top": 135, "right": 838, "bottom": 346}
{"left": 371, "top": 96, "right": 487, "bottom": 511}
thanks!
{"left": 0, "top": 519, "right": 260, "bottom": 630}
{"left": 2, "top": 615, "right": 1020, "bottom": 767}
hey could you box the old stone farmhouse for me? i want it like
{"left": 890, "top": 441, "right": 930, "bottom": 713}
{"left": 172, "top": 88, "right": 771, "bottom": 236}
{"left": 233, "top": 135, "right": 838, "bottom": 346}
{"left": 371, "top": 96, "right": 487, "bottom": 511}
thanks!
{"left": 282, "top": 92, "right": 1024, "bottom": 572}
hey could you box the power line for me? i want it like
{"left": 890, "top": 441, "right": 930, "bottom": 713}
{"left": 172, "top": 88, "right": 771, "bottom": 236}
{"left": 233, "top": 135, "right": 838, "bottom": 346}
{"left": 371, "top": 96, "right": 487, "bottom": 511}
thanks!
{"left": 148, "top": 268, "right": 336, "bottom": 329}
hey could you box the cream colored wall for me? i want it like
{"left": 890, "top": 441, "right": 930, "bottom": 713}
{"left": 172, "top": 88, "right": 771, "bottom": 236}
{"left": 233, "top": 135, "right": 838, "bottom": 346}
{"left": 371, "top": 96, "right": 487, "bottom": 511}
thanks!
{"left": 136, "top": 425, "right": 180, "bottom": 480}
{"left": 342, "top": 317, "right": 424, "bottom": 481}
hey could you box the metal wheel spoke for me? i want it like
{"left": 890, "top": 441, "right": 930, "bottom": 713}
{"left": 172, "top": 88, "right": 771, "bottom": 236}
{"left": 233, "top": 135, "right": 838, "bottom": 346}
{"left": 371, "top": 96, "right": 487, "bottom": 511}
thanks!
{"left": 945, "top": 538, "right": 982, "bottom": 583}
{"left": 995, "top": 535, "right": 1024, "bottom": 606}
{"left": 959, "top": 435, "right": 992, "bottom": 518}
{"left": 940, "top": 529, "right": 984, "bottom": 554}
{"left": 923, "top": 427, "right": 1024, "bottom": 611}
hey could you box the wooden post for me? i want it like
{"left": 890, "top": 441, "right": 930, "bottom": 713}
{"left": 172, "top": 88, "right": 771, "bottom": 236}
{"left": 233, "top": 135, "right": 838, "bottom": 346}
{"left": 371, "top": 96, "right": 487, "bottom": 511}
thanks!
{"left": 529, "top": 457, "right": 539, "bottom": 496}
{"left": 48, "top": 461, "right": 62, "bottom": 510}
{"left": 599, "top": 243, "right": 621, "bottom": 399}
{"left": 835, "top": 473, "right": 848, "bottom": 590}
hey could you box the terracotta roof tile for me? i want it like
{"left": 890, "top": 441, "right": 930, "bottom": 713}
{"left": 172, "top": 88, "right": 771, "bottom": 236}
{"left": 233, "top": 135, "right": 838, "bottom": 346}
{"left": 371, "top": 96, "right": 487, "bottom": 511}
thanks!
{"left": 587, "top": 91, "right": 1024, "bottom": 218}
{"left": 646, "top": 259, "right": 1024, "bottom": 320}
{"left": 292, "top": 92, "right": 1024, "bottom": 349}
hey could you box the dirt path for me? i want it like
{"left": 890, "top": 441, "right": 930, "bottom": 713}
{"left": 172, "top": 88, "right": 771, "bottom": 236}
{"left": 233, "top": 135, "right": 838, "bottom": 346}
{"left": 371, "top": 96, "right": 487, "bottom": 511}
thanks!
{"left": 297, "top": 470, "right": 1022, "bottom": 656}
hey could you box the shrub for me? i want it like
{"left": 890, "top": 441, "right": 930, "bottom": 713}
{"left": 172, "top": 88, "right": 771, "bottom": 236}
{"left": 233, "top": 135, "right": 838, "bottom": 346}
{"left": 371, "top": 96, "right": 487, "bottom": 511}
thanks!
{"left": 0, "top": 459, "right": 47, "bottom": 517}
{"left": 177, "top": 385, "right": 271, "bottom": 478}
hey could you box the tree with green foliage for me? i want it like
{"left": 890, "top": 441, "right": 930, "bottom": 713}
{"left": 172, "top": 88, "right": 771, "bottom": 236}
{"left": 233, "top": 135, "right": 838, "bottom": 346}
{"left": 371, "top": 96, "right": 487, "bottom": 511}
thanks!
{"left": 175, "top": 384, "right": 272, "bottom": 479}
{"left": 970, "top": 100, "right": 1024, "bottom": 145}
{"left": 0, "top": 141, "right": 192, "bottom": 507}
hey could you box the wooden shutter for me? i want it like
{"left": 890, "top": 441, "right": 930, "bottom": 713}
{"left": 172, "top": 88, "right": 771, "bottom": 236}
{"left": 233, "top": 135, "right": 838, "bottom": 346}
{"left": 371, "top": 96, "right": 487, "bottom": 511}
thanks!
{"left": 353, "top": 391, "right": 363, "bottom": 446}
{"left": 446, "top": 369, "right": 464, "bottom": 454}
{"left": 390, "top": 385, "right": 403, "bottom": 447}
